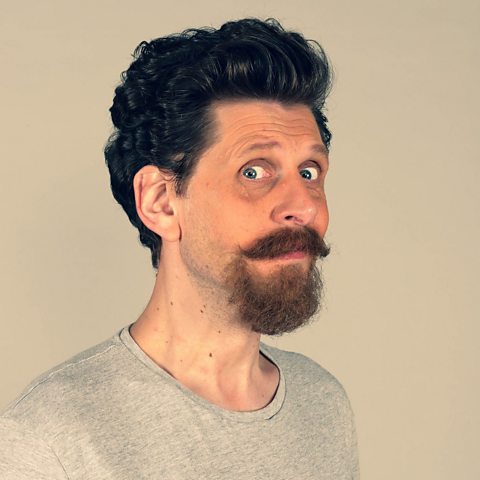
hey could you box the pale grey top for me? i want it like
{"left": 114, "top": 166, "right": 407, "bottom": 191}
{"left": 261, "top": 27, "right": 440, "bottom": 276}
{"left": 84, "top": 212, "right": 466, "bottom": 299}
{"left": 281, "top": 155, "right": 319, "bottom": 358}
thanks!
{"left": 0, "top": 326, "right": 359, "bottom": 479}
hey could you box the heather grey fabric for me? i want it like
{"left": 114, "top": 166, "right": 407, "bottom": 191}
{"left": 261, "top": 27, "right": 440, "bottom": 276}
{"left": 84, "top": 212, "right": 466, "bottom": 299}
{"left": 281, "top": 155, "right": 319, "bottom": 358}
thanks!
{"left": 0, "top": 326, "right": 359, "bottom": 479}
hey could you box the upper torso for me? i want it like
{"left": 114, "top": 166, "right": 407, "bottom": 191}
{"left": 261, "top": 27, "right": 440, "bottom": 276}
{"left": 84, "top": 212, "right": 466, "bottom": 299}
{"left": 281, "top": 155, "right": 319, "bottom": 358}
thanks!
{"left": 0, "top": 326, "right": 359, "bottom": 479}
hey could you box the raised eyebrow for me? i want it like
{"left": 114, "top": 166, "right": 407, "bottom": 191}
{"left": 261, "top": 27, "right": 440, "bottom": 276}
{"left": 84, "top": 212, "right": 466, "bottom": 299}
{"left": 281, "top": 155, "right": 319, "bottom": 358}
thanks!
{"left": 240, "top": 141, "right": 281, "bottom": 154}
{"left": 310, "top": 143, "right": 329, "bottom": 159}
{"left": 239, "top": 142, "right": 329, "bottom": 159}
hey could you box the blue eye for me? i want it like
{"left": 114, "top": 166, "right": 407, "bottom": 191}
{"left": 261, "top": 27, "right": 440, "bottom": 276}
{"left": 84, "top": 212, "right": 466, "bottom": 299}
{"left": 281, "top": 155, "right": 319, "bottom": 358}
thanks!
{"left": 242, "top": 166, "right": 268, "bottom": 180}
{"left": 300, "top": 166, "right": 320, "bottom": 180}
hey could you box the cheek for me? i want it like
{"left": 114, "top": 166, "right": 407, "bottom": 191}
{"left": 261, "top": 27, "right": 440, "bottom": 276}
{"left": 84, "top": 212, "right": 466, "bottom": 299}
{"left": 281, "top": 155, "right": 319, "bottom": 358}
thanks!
{"left": 186, "top": 187, "right": 239, "bottom": 246}
{"left": 186, "top": 176, "right": 274, "bottom": 247}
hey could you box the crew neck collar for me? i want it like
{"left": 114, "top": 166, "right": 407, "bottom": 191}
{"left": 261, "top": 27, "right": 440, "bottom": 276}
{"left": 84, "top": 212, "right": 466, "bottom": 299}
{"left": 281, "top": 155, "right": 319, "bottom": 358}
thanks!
{"left": 119, "top": 325, "right": 286, "bottom": 423}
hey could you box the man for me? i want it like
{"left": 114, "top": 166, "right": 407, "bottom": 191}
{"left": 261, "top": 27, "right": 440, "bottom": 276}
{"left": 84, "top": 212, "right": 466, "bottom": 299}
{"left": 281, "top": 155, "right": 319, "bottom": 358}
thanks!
{"left": 0, "top": 18, "right": 359, "bottom": 479}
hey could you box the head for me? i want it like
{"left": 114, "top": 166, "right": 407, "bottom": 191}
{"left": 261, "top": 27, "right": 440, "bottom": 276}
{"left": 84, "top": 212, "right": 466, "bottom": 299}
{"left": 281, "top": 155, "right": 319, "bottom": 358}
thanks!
{"left": 105, "top": 17, "right": 332, "bottom": 268}
{"left": 105, "top": 18, "right": 333, "bottom": 335}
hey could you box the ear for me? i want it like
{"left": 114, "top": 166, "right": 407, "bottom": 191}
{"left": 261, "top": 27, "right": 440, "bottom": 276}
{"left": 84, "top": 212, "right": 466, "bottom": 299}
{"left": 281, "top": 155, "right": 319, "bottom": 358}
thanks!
{"left": 133, "top": 165, "right": 180, "bottom": 242}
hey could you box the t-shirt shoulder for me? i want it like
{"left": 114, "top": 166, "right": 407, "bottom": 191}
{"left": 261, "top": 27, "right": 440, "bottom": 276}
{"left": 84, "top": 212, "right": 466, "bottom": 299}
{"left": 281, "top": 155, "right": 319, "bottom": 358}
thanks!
{"left": 260, "top": 342, "right": 350, "bottom": 403}
{"left": 1, "top": 332, "right": 123, "bottom": 428}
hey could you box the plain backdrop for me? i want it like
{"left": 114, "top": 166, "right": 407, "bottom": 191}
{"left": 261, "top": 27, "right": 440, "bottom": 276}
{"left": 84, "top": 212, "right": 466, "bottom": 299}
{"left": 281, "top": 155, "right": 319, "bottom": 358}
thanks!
{"left": 1, "top": 1, "right": 479, "bottom": 478}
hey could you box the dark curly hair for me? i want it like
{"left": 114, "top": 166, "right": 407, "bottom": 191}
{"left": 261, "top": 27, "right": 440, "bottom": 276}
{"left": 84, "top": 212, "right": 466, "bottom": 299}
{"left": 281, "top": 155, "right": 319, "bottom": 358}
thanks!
{"left": 104, "top": 17, "right": 333, "bottom": 269}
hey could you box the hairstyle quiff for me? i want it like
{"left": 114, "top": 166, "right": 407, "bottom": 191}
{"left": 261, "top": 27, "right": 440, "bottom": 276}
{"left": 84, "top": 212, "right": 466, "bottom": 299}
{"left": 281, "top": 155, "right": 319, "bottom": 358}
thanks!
{"left": 104, "top": 18, "right": 333, "bottom": 268}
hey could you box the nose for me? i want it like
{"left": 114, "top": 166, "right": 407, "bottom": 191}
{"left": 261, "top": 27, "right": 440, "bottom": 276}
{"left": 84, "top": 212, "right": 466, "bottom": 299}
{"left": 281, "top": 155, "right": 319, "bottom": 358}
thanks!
{"left": 270, "top": 174, "right": 323, "bottom": 227}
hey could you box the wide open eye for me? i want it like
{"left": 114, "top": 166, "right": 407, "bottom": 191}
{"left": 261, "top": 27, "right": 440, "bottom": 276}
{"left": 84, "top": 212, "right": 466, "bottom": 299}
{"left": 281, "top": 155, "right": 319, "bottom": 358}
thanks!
{"left": 299, "top": 166, "right": 320, "bottom": 181}
{"left": 241, "top": 165, "right": 269, "bottom": 180}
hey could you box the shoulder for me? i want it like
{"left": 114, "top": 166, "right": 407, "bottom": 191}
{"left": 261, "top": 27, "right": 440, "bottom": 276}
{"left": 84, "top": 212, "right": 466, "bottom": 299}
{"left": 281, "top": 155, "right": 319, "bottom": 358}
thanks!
{"left": 260, "top": 341, "right": 341, "bottom": 385}
{"left": 1, "top": 330, "right": 126, "bottom": 432}
{"left": 260, "top": 342, "right": 352, "bottom": 406}
{"left": 261, "top": 343, "right": 359, "bottom": 475}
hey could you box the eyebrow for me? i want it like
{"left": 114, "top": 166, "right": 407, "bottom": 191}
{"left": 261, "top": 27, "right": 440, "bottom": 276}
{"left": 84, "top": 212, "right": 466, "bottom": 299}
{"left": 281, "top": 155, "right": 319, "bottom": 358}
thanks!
{"left": 240, "top": 141, "right": 329, "bottom": 157}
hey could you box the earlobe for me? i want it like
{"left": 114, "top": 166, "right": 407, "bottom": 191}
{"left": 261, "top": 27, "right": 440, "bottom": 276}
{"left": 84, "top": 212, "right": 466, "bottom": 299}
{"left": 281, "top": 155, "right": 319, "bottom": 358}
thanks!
{"left": 133, "top": 166, "right": 180, "bottom": 242}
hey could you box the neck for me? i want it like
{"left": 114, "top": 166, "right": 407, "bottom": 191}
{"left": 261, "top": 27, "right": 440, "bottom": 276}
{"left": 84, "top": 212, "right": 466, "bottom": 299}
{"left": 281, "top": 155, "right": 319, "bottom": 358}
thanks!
{"left": 130, "top": 247, "right": 279, "bottom": 411}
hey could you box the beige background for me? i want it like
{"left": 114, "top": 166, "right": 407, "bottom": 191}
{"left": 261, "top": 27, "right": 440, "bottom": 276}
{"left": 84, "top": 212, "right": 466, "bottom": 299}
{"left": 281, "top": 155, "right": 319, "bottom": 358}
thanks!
{"left": 1, "top": 0, "right": 479, "bottom": 478}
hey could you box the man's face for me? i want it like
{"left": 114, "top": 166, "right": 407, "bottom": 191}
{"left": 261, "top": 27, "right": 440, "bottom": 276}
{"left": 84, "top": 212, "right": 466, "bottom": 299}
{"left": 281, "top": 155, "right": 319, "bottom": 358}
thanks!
{"left": 175, "top": 100, "right": 330, "bottom": 335}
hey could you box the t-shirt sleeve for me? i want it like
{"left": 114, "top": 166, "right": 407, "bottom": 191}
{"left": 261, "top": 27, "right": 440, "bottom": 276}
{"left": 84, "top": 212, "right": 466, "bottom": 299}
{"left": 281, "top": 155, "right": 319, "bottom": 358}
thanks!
{"left": 0, "top": 418, "right": 68, "bottom": 479}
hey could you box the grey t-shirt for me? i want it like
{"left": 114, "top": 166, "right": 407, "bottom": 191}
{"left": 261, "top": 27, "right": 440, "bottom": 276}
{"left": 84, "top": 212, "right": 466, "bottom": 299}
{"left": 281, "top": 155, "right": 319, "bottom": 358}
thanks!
{"left": 0, "top": 327, "right": 359, "bottom": 479}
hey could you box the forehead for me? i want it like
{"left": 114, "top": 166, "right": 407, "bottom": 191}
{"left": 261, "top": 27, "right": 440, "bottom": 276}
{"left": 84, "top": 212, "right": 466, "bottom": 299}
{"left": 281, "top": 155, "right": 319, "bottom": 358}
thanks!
{"left": 208, "top": 100, "right": 324, "bottom": 153}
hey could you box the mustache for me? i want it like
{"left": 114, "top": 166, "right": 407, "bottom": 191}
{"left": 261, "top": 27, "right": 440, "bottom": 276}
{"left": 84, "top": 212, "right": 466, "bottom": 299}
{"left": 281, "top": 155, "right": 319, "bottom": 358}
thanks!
{"left": 240, "top": 226, "right": 330, "bottom": 260}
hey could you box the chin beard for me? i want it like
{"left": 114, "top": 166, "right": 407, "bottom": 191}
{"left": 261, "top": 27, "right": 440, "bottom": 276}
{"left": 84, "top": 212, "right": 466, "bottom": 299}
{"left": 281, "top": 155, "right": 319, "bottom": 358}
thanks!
{"left": 225, "top": 256, "right": 325, "bottom": 336}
